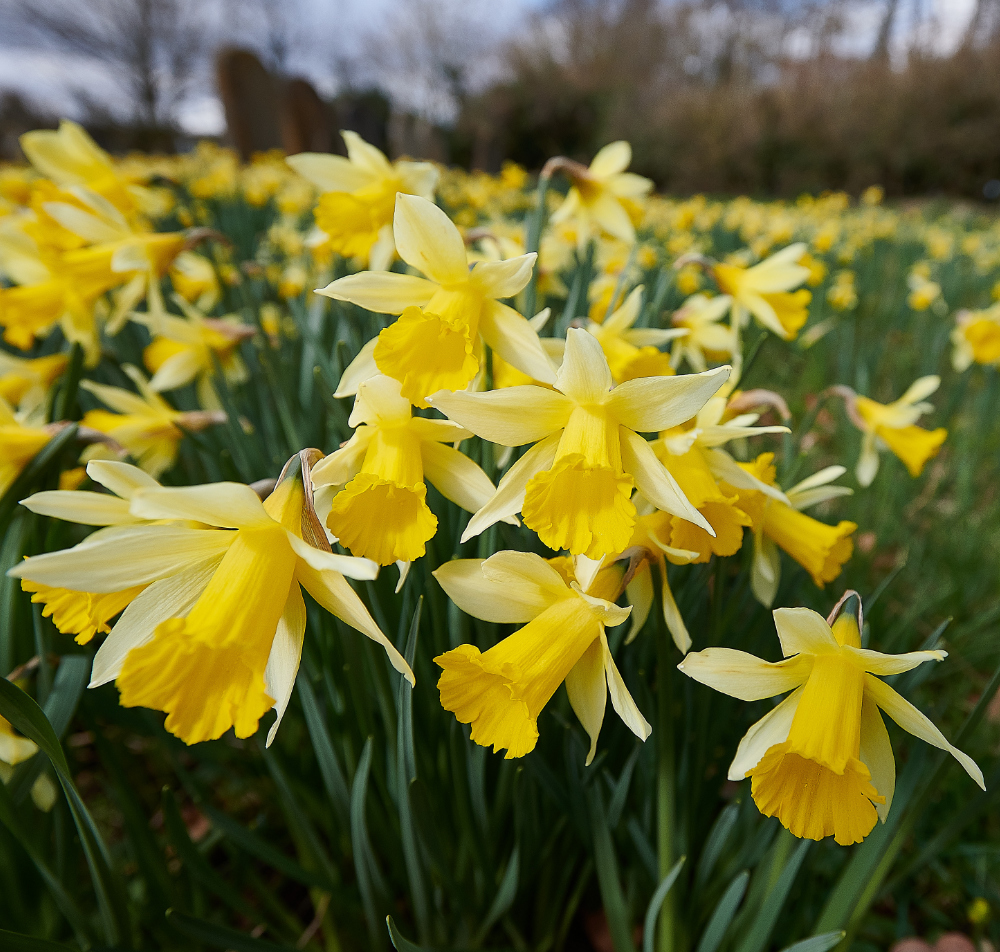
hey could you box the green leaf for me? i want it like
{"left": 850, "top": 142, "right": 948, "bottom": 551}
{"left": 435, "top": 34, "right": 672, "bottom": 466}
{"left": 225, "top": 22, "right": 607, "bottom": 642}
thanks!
{"left": 695, "top": 802, "right": 740, "bottom": 889}
{"left": 779, "top": 932, "right": 846, "bottom": 952}
{"left": 0, "top": 929, "right": 74, "bottom": 952}
{"left": 351, "top": 737, "right": 387, "bottom": 951}
{"left": 734, "top": 838, "right": 810, "bottom": 952}
{"left": 166, "top": 909, "right": 293, "bottom": 951}
{"left": 694, "top": 870, "right": 750, "bottom": 952}
{"left": 396, "top": 599, "right": 430, "bottom": 943}
{"left": 643, "top": 856, "right": 686, "bottom": 952}
{"left": 298, "top": 674, "right": 351, "bottom": 827}
{"left": 587, "top": 782, "right": 636, "bottom": 952}
{"left": 473, "top": 845, "right": 520, "bottom": 946}
{"left": 387, "top": 916, "right": 428, "bottom": 952}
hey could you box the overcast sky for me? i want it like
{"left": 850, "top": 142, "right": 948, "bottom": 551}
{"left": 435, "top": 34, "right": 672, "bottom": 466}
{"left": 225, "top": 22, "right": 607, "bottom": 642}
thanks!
{"left": 0, "top": 0, "right": 981, "bottom": 136}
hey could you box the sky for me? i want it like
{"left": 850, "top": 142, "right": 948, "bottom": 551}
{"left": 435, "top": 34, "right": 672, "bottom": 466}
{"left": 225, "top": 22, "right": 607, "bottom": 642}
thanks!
{"left": 0, "top": 0, "right": 983, "bottom": 137}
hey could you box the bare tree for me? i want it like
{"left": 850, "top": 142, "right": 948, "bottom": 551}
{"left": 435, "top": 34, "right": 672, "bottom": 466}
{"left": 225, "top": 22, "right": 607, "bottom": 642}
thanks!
{"left": 7, "top": 0, "right": 212, "bottom": 130}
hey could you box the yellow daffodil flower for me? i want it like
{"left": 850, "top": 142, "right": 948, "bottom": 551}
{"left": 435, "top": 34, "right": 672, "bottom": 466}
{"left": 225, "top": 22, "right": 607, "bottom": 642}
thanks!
{"left": 952, "top": 305, "right": 1000, "bottom": 370}
{"left": 836, "top": 376, "right": 947, "bottom": 486}
{"left": 18, "top": 460, "right": 167, "bottom": 643}
{"left": 582, "top": 285, "right": 684, "bottom": 382}
{"left": 0, "top": 350, "right": 67, "bottom": 410}
{"left": 679, "top": 596, "right": 984, "bottom": 845}
{"left": 311, "top": 375, "right": 503, "bottom": 568}
{"left": 169, "top": 251, "right": 220, "bottom": 309}
{"left": 289, "top": 131, "right": 438, "bottom": 271}
{"left": 0, "top": 714, "right": 38, "bottom": 766}
{"left": 712, "top": 244, "right": 811, "bottom": 340}
{"left": 434, "top": 551, "right": 648, "bottom": 763}
{"left": 80, "top": 365, "right": 225, "bottom": 478}
{"left": 0, "top": 396, "right": 53, "bottom": 498}
{"left": 133, "top": 293, "right": 255, "bottom": 409}
{"left": 669, "top": 294, "right": 737, "bottom": 373}
{"left": 10, "top": 453, "right": 413, "bottom": 745}
{"left": 321, "top": 194, "right": 556, "bottom": 405}
{"left": 733, "top": 454, "right": 856, "bottom": 607}
{"left": 549, "top": 142, "right": 653, "bottom": 248}
{"left": 430, "top": 328, "right": 729, "bottom": 559}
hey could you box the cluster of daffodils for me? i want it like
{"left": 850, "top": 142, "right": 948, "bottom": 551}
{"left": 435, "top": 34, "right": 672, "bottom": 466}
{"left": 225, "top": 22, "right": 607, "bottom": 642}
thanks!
{"left": 1, "top": 123, "right": 988, "bottom": 853}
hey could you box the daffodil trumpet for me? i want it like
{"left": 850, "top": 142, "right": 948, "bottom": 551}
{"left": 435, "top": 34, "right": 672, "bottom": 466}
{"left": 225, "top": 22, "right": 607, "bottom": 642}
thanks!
{"left": 679, "top": 592, "right": 984, "bottom": 846}
{"left": 10, "top": 451, "right": 413, "bottom": 746}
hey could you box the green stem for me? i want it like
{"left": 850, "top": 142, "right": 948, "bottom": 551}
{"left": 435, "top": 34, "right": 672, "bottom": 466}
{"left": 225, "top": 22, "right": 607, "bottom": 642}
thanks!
{"left": 522, "top": 173, "right": 551, "bottom": 319}
{"left": 657, "top": 625, "right": 677, "bottom": 952}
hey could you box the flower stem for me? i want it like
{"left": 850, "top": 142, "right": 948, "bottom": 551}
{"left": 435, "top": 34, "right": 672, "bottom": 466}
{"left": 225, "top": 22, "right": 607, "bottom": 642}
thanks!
{"left": 657, "top": 621, "right": 677, "bottom": 952}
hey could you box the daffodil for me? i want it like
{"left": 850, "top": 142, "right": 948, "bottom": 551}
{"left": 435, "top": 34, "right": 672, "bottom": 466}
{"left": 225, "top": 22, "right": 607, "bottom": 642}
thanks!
{"left": 133, "top": 293, "right": 255, "bottom": 409}
{"left": 712, "top": 244, "right": 811, "bottom": 340}
{"left": 548, "top": 142, "right": 652, "bottom": 248}
{"left": 581, "top": 285, "right": 684, "bottom": 382}
{"left": 289, "top": 131, "right": 438, "bottom": 271}
{"left": 0, "top": 396, "right": 53, "bottom": 498}
{"left": 952, "top": 306, "right": 1000, "bottom": 371}
{"left": 18, "top": 460, "right": 166, "bottom": 643}
{"left": 669, "top": 294, "right": 738, "bottom": 373}
{"left": 320, "top": 194, "right": 556, "bottom": 406}
{"left": 311, "top": 375, "right": 504, "bottom": 568}
{"left": 434, "top": 551, "right": 648, "bottom": 763}
{"left": 80, "top": 365, "right": 225, "bottom": 478}
{"left": 679, "top": 595, "right": 984, "bottom": 845}
{"left": 732, "top": 454, "right": 856, "bottom": 607}
{"left": 0, "top": 350, "right": 67, "bottom": 410}
{"left": 10, "top": 452, "right": 413, "bottom": 745}
{"left": 836, "top": 377, "right": 947, "bottom": 486}
{"left": 430, "top": 328, "right": 730, "bottom": 559}
{"left": 169, "top": 251, "right": 221, "bottom": 309}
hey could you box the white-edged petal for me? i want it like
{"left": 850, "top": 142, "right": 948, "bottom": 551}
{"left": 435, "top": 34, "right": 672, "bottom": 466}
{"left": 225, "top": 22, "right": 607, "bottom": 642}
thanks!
{"left": 89, "top": 556, "right": 220, "bottom": 686}
{"left": 429, "top": 387, "right": 572, "bottom": 447}
{"left": 678, "top": 647, "right": 812, "bottom": 701}
{"left": 608, "top": 366, "right": 731, "bottom": 433}
{"left": 264, "top": 584, "right": 307, "bottom": 747}
{"left": 565, "top": 638, "right": 607, "bottom": 766}
{"left": 772, "top": 606, "right": 838, "bottom": 658}
{"left": 728, "top": 686, "right": 803, "bottom": 780}
{"left": 864, "top": 674, "right": 984, "bottom": 789}
{"left": 461, "top": 435, "right": 559, "bottom": 541}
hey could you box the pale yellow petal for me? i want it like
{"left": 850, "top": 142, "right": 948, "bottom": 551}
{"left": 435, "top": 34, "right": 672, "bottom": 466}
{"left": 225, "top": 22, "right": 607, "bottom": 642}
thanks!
{"left": 478, "top": 301, "right": 558, "bottom": 385}
{"left": 428, "top": 386, "right": 573, "bottom": 447}
{"left": 20, "top": 490, "right": 136, "bottom": 526}
{"left": 678, "top": 647, "right": 812, "bottom": 701}
{"left": 470, "top": 255, "right": 536, "bottom": 300}
{"left": 393, "top": 193, "right": 468, "bottom": 285}
{"left": 86, "top": 460, "right": 159, "bottom": 498}
{"left": 556, "top": 327, "right": 613, "bottom": 404}
{"left": 589, "top": 141, "right": 632, "bottom": 178}
{"left": 601, "top": 629, "right": 651, "bottom": 741}
{"left": 772, "top": 606, "right": 838, "bottom": 658}
{"left": 461, "top": 434, "right": 559, "bottom": 541}
{"left": 859, "top": 695, "right": 895, "bottom": 821}
{"left": 286, "top": 533, "right": 379, "bottom": 581}
{"left": 421, "top": 441, "right": 498, "bottom": 514}
{"left": 334, "top": 337, "right": 379, "bottom": 398}
{"left": 129, "top": 483, "right": 272, "bottom": 529}
{"left": 607, "top": 366, "right": 730, "bottom": 433}
{"left": 316, "top": 272, "right": 438, "bottom": 314}
{"left": 297, "top": 560, "right": 414, "bottom": 684}
{"left": 624, "top": 562, "right": 653, "bottom": 645}
{"left": 264, "top": 585, "right": 307, "bottom": 747}
{"left": 285, "top": 152, "right": 371, "bottom": 192}
{"left": 727, "top": 686, "right": 802, "bottom": 780}
{"left": 846, "top": 646, "right": 946, "bottom": 676}
{"left": 565, "top": 638, "right": 607, "bottom": 765}
{"left": 864, "top": 674, "right": 984, "bottom": 789}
